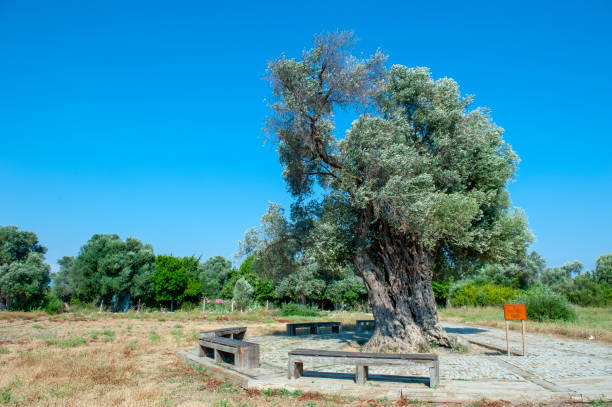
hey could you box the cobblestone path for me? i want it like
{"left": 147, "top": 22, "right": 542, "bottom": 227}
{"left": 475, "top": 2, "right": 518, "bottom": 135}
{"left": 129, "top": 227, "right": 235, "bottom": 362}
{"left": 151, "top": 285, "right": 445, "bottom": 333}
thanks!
{"left": 246, "top": 322, "right": 612, "bottom": 388}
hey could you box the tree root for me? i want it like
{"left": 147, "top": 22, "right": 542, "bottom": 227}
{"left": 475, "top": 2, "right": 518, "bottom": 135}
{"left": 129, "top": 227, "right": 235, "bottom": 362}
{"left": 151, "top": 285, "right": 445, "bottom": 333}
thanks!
{"left": 362, "top": 323, "right": 451, "bottom": 353}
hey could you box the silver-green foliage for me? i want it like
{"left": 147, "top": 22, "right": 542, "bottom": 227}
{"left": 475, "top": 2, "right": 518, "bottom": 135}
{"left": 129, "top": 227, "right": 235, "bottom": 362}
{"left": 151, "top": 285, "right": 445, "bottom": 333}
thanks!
{"left": 266, "top": 32, "right": 532, "bottom": 276}
{"left": 0, "top": 226, "right": 50, "bottom": 310}
{"left": 233, "top": 277, "right": 254, "bottom": 310}
{"left": 70, "top": 234, "right": 156, "bottom": 304}
{"left": 198, "top": 255, "right": 232, "bottom": 298}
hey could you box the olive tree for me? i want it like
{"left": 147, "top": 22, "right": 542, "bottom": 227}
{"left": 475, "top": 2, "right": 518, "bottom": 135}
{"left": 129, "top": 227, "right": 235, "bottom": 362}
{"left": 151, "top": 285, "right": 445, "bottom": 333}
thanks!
{"left": 0, "top": 226, "right": 50, "bottom": 310}
{"left": 265, "top": 32, "right": 531, "bottom": 351}
{"left": 233, "top": 277, "right": 254, "bottom": 311}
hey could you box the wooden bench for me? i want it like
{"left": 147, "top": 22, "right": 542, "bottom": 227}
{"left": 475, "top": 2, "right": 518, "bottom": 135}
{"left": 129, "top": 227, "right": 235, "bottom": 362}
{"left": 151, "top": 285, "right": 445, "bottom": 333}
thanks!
{"left": 355, "top": 320, "right": 376, "bottom": 331}
{"left": 286, "top": 322, "right": 342, "bottom": 336}
{"left": 198, "top": 336, "right": 260, "bottom": 369}
{"left": 287, "top": 349, "right": 439, "bottom": 387}
{"left": 199, "top": 326, "right": 247, "bottom": 340}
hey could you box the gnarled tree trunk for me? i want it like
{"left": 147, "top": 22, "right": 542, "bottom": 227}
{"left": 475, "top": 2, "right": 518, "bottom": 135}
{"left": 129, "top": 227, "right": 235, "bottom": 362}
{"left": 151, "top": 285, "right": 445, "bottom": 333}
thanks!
{"left": 354, "top": 224, "right": 450, "bottom": 352}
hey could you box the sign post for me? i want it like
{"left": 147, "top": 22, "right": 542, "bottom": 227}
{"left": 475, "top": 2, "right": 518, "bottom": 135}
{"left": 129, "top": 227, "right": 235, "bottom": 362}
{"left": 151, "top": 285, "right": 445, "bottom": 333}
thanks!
{"left": 503, "top": 304, "right": 527, "bottom": 356}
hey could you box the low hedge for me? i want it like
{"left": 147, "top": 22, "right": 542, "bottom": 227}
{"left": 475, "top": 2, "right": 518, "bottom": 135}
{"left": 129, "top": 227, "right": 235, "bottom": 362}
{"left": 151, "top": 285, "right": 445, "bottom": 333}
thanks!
{"left": 449, "top": 282, "right": 518, "bottom": 307}
{"left": 277, "top": 303, "right": 320, "bottom": 317}
{"left": 515, "top": 287, "right": 577, "bottom": 321}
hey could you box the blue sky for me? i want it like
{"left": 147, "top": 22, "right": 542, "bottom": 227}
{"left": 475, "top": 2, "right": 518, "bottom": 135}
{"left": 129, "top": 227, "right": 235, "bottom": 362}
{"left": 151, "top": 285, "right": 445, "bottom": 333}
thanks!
{"left": 1, "top": 0, "right": 610, "bottom": 272}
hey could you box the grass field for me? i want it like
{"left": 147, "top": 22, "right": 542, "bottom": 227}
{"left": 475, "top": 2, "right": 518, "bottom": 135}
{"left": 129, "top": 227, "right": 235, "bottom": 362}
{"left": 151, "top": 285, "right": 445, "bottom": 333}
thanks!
{"left": 0, "top": 310, "right": 375, "bottom": 407}
{"left": 0, "top": 307, "right": 609, "bottom": 406}
{"left": 439, "top": 306, "right": 612, "bottom": 344}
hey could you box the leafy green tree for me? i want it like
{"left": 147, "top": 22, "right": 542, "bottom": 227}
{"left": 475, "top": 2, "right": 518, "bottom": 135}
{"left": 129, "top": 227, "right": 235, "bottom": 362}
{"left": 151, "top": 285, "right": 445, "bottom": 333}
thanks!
{"left": 325, "top": 274, "right": 367, "bottom": 308}
{"left": 594, "top": 254, "right": 612, "bottom": 285}
{"left": 71, "top": 234, "right": 155, "bottom": 305}
{"left": 220, "top": 256, "right": 256, "bottom": 299}
{"left": 254, "top": 277, "right": 275, "bottom": 303}
{"left": 540, "top": 261, "right": 582, "bottom": 294}
{"left": 0, "top": 226, "right": 46, "bottom": 265}
{"left": 180, "top": 256, "right": 203, "bottom": 302}
{"left": 233, "top": 277, "right": 254, "bottom": 311}
{"left": 265, "top": 32, "right": 532, "bottom": 351}
{"left": 276, "top": 265, "right": 326, "bottom": 304}
{"left": 566, "top": 271, "right": 612, "bottom": 306}
{"left": 0, "top": 226, "right": 50, "bottom": 310}
{"left": 152, "top": 255, "right": 188, "bottom": 308}
{"left": 52, "top": 256, "right": 75, "bottom": 302}
{"left": 198, "top": 256, "right": 232, "bottom": 298}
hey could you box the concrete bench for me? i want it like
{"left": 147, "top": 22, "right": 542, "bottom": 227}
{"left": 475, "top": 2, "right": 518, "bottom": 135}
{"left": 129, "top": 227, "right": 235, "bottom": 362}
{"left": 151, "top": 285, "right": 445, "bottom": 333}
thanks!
{"left": 286, "top": 322, "right": 342, "bottom": 336}
{"left": 287, "top": 348, "right": 439, "bottom": 387}
{"left": 355, "top": 320, "right": 376, "bottom": 331}
{"left": 198, "top": 336, "right": 260, "bottom": 369}
{"left": 199, "top": 326, "right": 247, "bottom": 340}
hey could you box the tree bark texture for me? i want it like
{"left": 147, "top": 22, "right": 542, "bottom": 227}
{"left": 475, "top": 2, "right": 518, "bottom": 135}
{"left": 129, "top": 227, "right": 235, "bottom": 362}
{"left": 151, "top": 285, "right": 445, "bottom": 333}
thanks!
{"left": 354, "top": 222, "right": 450, "bottom": 352}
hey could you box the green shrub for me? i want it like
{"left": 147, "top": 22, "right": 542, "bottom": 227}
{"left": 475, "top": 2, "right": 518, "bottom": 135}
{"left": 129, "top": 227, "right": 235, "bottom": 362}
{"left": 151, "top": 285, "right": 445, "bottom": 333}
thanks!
{"left": 44, "top": 296, "right": 63, "bottom": 314}
{"left": 566, "top": 274, "right": 612, "bottom": 306}
{"left": 45, "top": 336, "right": 87, "bottom": 348}
{"left": 278, "top": 303, "right": 320, "bottom": 317}
{"left": 431, "top": 281, "right": 449, "bottom": 305}
{"left": 515, "top": 287, "right": 577, "bottom": 322}
{"left": 449, "top": 282, "right": 518, "bottom": 307}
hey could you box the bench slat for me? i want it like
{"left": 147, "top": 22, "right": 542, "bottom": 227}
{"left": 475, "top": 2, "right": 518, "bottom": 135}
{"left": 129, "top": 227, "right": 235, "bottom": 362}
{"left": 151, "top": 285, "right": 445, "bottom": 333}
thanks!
{"left": 286, "top": 322, "right": 341, "bottom": 328}
{"left": 289, "top": 348, "right": 437, "bottom": 361}
{"left": 199, "top": 336, "right": 257, "bottom": 347}
{"left": 199, "top": 327, "right": 247, "bottom": 338}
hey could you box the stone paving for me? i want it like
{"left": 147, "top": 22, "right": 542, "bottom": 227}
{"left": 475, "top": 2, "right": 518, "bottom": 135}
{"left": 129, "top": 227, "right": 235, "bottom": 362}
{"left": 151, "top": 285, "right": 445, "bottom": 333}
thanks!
{"left": 179, "top": 321, "right": 612, "bottom": 402}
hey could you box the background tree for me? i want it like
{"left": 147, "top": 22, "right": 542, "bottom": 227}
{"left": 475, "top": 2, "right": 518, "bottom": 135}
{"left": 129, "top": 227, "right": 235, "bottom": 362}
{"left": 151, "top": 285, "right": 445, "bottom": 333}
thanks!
{"left": 233, "top": 277, "right": 254, "bottom": 311}
{"left": 70, "top": 234, "right": 155, "bottom": 306}
{"left": 198, "top": 255, "right": 232, "bottom": 298}
{"left": 594, "top": 254, "right": 612, "bottom": 285}
{"left": 181, "top": 256, "right": 204, "bottom": 303}
{"left": 0, "top": 226, "right": 50, "bottom": 310}
{"left": 52, "top": 256, "right": 75, "bottom": 303}
{"left": 152, "top": 255, "right": 188, "bottom": 309}
{"left": 266, "top": 32, "right": 532, "bottom": 351}
{"left": 540, "top": 261, "right": 582, "bottom": 294}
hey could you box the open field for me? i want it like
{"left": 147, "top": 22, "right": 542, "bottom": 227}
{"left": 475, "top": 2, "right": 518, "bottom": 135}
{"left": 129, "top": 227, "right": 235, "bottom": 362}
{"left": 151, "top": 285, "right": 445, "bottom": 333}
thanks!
{"left": 1, "top": 309, "right": 610, "bottom": 406}
{"left": 0, "top": 310, "right": 372, "bottom": 407}
{"left": 439, "top": 306, "right": 612, "bottom": 344}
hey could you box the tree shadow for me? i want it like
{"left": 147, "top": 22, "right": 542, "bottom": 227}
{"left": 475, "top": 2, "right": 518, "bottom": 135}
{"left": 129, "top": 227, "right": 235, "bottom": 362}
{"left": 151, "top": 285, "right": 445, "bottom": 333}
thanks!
{"left": 444, "top": 327, "right": 487, "bottom": 334}
{"left": 301, "top": 370, "right": 430, "bottom": 385}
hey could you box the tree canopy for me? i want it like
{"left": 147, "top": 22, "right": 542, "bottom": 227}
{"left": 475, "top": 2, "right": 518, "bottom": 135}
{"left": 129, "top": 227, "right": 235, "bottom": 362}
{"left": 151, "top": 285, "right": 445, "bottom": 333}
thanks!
{"left": 70, "top": 234, "right": 156, "bottom": 304}
{"left": 0, "top": 226, "right": 50, "bottom": 310}
{"left": 265, "top": 31, "right": 533, "bottom": 350}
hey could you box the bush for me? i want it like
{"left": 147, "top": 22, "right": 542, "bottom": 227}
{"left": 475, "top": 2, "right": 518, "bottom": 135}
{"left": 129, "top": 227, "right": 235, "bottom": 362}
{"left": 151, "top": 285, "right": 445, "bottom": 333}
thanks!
{"left": 278, "top": 303, "right": 320, "bottom": 317}
{"left": 566, "top": 273, "right": 612, "bottom": 306}
{"left": 44, "top": 295, "right": 63, "bottom": 314}
{"left": 449, "top": 282, "right": 518, "bottom": 307}
{"left": 233, "top": 277, "right": 254, "bottom": 310}
{"left": 431, "top": 281, "right": 449, "bottom": 306}
{"left": 515, "top": 287, "right": 577, "bottom": 322}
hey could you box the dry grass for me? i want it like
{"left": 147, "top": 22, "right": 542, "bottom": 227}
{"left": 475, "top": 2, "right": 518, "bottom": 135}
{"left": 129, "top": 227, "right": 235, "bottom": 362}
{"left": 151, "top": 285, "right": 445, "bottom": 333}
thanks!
{"left": 0, "top": 310, "right": 603, "bottom": 406}
{"left": 0, "top": 311, "right": 369, "bottom": 406}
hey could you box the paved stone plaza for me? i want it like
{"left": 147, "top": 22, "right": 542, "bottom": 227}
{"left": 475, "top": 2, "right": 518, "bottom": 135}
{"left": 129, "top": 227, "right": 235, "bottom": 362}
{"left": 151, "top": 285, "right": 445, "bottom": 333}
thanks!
{"left": 178, "top": 322, "right": 612, "bottom": 403}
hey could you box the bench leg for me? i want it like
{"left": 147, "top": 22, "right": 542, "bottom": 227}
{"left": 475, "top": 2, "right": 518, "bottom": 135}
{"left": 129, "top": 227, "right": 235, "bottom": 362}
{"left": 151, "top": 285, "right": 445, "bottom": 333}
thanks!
{"left": 214, "top": 349, "right": 221, "bottom": 363}
{"left": 288, "top": 359, "right": 303, "bottom": 380}
{"left": 332, "top": 325, "right": 341, "bottom": 333}
{"left": 287, "top": 326, "right": 294, "bottom": 336}
{"left": 198, "top": 344, "right": 204, "bottom": 357}
{"left": 235, "top": 348, "right": 244, "bottom": 368}
{"left": 356, "top": 365, "right": 368, "bottom": 384}
{"left": 429, "top": 362, "right": 439, "bottom": 387}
